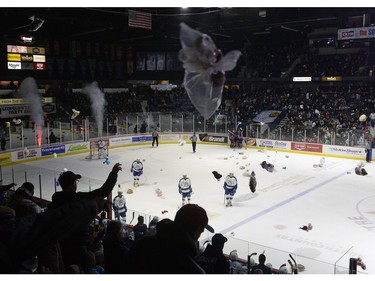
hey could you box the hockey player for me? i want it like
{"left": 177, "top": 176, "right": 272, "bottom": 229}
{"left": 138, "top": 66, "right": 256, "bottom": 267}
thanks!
{"left": 178, "top": 174, "right": 193, "bottom": 206}
{"left": 112, "top": 186, "right": 127, "bottom": 224}
{"left": 97, "top": 138, "right": 107, "bottom": 159}
{"left": 131, "top": 158, "right": 143, "bottom": 187}
{"left": 223, "top": 172, "right": 238, "bottom": 207}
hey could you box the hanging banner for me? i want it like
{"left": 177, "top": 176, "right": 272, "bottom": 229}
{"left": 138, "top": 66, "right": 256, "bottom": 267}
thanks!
{"left": 338, "top": 26, "right": 375, "bottom": 40}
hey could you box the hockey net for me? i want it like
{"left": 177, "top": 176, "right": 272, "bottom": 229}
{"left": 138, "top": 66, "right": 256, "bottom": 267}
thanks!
{"left": 85, "top": 139, "right": 109, "bottom": 159}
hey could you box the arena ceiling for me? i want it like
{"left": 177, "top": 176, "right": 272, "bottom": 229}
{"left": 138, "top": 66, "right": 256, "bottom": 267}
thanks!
{"left": 1, "top": 7, "right": 375, "bottom": 49}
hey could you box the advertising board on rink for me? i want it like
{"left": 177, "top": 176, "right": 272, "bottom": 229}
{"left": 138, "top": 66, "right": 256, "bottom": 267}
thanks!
{"left": 256, "top": 139, "right": 290, "bottom": 150}
{"left": 110, "top": 136, "right": 132, "bottom": 146}
{"left": 199, "top": 133, "right": 228, "bottom": 144}
{"left": 12, "top": 148, "right": 41, "bottom": 161}
{"left": 291, "top": 142, "right": 323, "bottom": 153}
{"left": 41, "top": 145, "right": 65, "bottom": 156}
{"left": 132, "top": 136, "right": 153, "bottom": 143}
{"left": 159, "top": 134, "right": 179, "bottom": 142}
{"left": 65, "top": 142, "right": 89, "bottom": 154}
{"left": 323, "top": 145, "right": 365, "bottom": 158}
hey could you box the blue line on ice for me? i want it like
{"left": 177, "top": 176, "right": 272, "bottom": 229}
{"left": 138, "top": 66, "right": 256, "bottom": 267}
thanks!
{"left": 219, "top": 170, "right": 350, "bottom": 235}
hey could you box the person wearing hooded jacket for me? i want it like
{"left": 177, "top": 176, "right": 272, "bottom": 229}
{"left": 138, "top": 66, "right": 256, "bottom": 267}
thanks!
{"left": 126, "top": 204, "right": 214, "bottom": 273}
{"left": 196, "top": 233, "right": 230, "bottom": 274}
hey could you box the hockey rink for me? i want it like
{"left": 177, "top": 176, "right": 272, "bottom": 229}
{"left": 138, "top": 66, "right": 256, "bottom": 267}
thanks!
{"left": 10, "top": 143, "right": 375, "bottom": 274}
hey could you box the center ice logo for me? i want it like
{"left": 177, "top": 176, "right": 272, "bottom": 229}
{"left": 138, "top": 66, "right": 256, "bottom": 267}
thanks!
{"left": 349, "top": 195, "right": 375, "bottom": 233}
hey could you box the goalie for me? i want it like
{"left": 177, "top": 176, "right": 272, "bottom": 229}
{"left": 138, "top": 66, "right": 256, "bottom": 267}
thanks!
{"left": 97, "top": 138, "right": 108, "bottom": 159}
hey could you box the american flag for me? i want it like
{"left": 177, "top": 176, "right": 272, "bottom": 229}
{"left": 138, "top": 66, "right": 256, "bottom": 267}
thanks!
{"left": 128, "top": 10, "right": 152, "bottom": 30}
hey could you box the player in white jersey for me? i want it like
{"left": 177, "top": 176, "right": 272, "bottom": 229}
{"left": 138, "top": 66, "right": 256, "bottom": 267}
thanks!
{"left": 112, "top": 186, "right": 127, "bottom": 224}
{"left": 178, "top": 174, "right": 193, "bottom": 206}
{"left": 223, "top": 172, "right": 238, "bottom": 207}
{"left": 131, "top": 158, "right": 143, "bottom": 187}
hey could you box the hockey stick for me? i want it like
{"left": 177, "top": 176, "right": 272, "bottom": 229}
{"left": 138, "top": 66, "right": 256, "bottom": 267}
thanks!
{"left": 287, "top": 260, "right": 294, "bottom": 274}
{"left": 247, "top": 252, "right": 257, "bottom": 274}
{"left": 289, "top": 254, "right": 298, "bottom": 274}
{"left": 129, "top": 211, "right": 135, "bottom": 225}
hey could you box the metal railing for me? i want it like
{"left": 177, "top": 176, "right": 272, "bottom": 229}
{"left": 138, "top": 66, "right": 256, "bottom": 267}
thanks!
{"left": 2, "top": 112, "right": 371, "bottom": 151}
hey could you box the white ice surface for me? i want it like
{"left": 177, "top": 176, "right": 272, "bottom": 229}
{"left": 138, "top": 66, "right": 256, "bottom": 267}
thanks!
{"left": 19, "top": 143, "right": 375, "bottom": 274}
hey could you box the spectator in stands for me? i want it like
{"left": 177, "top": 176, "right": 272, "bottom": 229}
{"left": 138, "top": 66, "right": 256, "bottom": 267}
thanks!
{"left": 0, "top": 126, "right": 7, "bottom": 151}
{"left": 251, "top": 253, "right": 272, "bottom": 274}
{"left": 49, "top": 131, "right": 57, "bottom": 143}
{"left": 147, "top": 215, "right": 159, "bottom": 236}
{"left": 127, "top": 204, "right": 214, "bottom": 273}
{"left": 140, "top": 120, "right": 147, "bottom": 133}
{"left": 229, "top": 250, "right": 247, "bottom": 274}
{"left": 0, "top": 198, "right": 106, "bottom": 273}
{"left": 0, "top": 182, "right": 16, "bottom": 205}
{"left": 196, "top": 233, "right": 230, "bottom": 273}
{"left": 49, "top": 162, "right": 122, "bottom": 273}
{"left": 87, "top": 250, "right": 104, "bottom": 274}
{"left": 6, "top": 182, "right": 42, "bottom": 217}
{"left": 96, "top": 210, "right": 110, "bottom": 230}
{"left": 102, "top": 220, "right": 130, "bottom": 273}
{"left": 133, "top": 215, "right": 148, "bottom": 241}
{"left": 4, "top": 182, "right": 44, "bottom": 273}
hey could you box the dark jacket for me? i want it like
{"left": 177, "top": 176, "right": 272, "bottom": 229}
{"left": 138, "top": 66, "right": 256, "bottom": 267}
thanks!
{"left": 133, "top": 222, "right": 148, "bottom": 241}
{"left": 49, "top": 171, "right": 118, "bottom": 271}
{"left": 0, "top": 183, "right": 15, "bottom": 205}
{"left": 0, "top": 199, "right": 99, "bottom": 273}
{"left": 50, "top": 171, "right": 118, "bottom": 207}
{"left": 127, "top": 221, "right": 205, "bottom": 273}
{"left": 197, "top": 244, "right": 230, "bottom": 274}
{"left": 251, "top": 263, "right": 273, "bottom": 274}
{"left": 102, "top": 237, "right": 130, "bottom": 273}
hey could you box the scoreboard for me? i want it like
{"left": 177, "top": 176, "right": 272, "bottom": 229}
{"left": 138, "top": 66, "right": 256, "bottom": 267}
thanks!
{"left": 7, "top": 45, "right": 46, "bottom": 71}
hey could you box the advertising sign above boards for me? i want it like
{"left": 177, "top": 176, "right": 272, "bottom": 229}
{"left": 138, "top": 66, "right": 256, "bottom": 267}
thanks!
{"left": 7, "top": 45, "right": 46, "bottom": 71}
